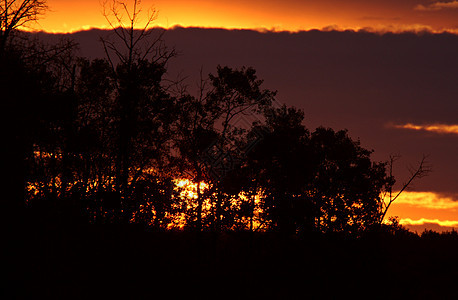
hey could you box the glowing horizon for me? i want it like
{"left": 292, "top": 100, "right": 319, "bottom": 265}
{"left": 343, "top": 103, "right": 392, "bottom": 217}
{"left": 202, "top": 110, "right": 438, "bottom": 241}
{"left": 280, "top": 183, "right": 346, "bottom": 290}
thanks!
{"left": 386, "top": 191, "right": 458, "bottom": 232}
{"left": 21, "top": 0, "right": 458, "bottom": 34}
{"left": 400, "top": 218, "right": 458, "bottom": 228}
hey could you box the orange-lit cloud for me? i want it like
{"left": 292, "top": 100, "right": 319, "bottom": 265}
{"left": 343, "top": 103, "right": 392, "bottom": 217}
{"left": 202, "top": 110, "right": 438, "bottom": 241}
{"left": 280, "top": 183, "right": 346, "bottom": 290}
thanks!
{"left": 393, "top": 191, "right": 458, "bottom": 210}
{"left": 390, "top": 123, "right": 458, "bottom": 135}
{"left": 400, "top": 218, "right": 458, "bottom": 227}
{"left": 415, "top": 1, "right": 458, "bottom": 11}
{"left": 386, "top": 191, "right": 458, "bottom": 232}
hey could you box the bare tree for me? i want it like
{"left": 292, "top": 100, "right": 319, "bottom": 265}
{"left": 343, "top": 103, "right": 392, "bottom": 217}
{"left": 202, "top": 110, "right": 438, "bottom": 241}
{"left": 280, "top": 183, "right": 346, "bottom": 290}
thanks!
{"left": 380, "top": 154, "right": 432, "bottom": 223}
{"left": 0, "top": 0, "right": 48, "bottom": 51}
{"left": 98, "top": 0, "right": 176, "bottom": 221}
{"left": 0, "top": 0, "right": 83, "bottom": 220}
{"left": 101, "top": 0, "right": 174, "bottom": 72}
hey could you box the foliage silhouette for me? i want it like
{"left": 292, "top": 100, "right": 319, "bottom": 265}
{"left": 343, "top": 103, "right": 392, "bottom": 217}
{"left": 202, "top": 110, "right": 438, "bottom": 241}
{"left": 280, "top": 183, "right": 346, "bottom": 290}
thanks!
{"left": 4, "top": 37, "right": 401, "bottom": 236}
{"left": 239, "top": 106, "right": 391, "bottom": 236}
{"left": 172, "top": 65, "right": 275, "bottom": 231}
{"left": 1, "top": 33, "right": 76, "bottom": 229}
{"left": 0, "top": 0, "right": 48, "bottom": 52}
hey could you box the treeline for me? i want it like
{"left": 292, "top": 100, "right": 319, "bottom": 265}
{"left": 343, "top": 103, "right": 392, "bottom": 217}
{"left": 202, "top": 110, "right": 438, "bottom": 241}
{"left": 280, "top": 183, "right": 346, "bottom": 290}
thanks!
{"left": 2, "top": 1, "right": 407, "bottom": 237}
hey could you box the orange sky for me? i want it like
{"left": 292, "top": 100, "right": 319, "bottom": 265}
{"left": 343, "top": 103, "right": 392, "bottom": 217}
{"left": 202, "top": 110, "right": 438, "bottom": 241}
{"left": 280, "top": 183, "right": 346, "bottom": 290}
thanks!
{"left": 385, "top": 191, "right": 458, "bottom": 232}
{"left": 31, "top": 0, "right": 458, "bottom": 33}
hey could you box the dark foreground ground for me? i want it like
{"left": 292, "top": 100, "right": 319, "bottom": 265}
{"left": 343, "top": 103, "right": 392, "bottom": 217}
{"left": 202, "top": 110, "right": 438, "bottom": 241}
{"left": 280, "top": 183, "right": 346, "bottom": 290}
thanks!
{"left": 4, "top": 215, "right": 458, "bottom": 299}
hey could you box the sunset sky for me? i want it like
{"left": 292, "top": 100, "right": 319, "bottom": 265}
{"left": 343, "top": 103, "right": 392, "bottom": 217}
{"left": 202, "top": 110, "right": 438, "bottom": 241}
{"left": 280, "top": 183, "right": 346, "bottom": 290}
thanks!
{"left": 26, "top": 1, "right": 458, "bottom": 233}
{"left": 34, "top": 0, "right": 458, "bottom": 33}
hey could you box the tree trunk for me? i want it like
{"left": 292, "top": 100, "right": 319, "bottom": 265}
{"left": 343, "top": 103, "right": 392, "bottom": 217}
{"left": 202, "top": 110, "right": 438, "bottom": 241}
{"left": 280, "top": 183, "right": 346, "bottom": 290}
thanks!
{"left": 196, "top": 178, "right": 203, "bottom": 231}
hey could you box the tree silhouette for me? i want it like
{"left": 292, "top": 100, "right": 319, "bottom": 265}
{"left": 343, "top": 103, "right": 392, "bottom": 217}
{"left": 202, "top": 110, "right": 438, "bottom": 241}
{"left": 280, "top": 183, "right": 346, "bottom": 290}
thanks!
{"left": 98, "top": 0, "right": 176, "bottom": 222}
{"left": 308, "top": 127, "right": 388, "bottom": 235}
{"left": 1, "top": 28, "right": 76, "bottom": 227}
{"left": 243, "top": 105, "right": 314, "bottom": 234}
{"left": 0, "top": 0, "right": 47, "bottom": 52}
{"left": 379, "top": 154, "right": 431, "bottom": 223}
{"left": 242, "top": 106, "right": 392, "bottom": 235}
{"left": 173, "top": 66, "right": 275, "bottom": 231}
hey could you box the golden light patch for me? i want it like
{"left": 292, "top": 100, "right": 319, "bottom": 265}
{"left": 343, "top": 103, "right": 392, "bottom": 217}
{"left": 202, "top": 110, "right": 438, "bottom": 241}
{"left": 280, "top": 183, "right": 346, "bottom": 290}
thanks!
{"left": 174, "top": 178, "right": 209, "bottom": 200}
{"left": 400, "top": 218, "right": 458, "bottom": 228}
{"left": 392, "top": 191, "right": 458, "bottom": 210}
{"left": 386, "top": 191, "right": 458, "bottom": 232}
{"left": 391, "top": 123, "right": 458, "bottom": 135}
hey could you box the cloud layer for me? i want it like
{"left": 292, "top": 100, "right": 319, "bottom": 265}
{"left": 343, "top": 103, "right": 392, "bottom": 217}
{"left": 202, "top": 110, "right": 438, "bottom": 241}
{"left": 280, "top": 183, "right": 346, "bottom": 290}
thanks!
{"left": 391, "top": 123, "right": 458, "bottom": 135}
{"left": 386, "top": 191, "right": 458, "bottom": 232}
{"left": 401, "top": 218, "right": 458, "bottom": 226}
{"left": 391, "top": 191, "right": 458, "bottom": 210}
{"left": 415, "top": 1, "right": 458, "bottom": 11}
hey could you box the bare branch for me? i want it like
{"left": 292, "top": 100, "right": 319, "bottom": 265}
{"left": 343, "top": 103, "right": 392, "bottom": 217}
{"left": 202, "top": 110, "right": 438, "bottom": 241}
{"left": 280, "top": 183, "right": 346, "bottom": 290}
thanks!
{"left": 1, "top": 0, "right": 48, "bottom": 50}
{"left": 100, "top": 0, "right": 174, "bottom": 69}
{"left": 380, "top": 154, "right": 432, "bottom": 223}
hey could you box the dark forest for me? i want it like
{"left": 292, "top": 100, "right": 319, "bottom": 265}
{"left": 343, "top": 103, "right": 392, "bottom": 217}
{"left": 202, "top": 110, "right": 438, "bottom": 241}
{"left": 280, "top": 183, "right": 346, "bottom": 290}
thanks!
{"left": 2, "top": 1, "right": 458, "bottom": 299}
